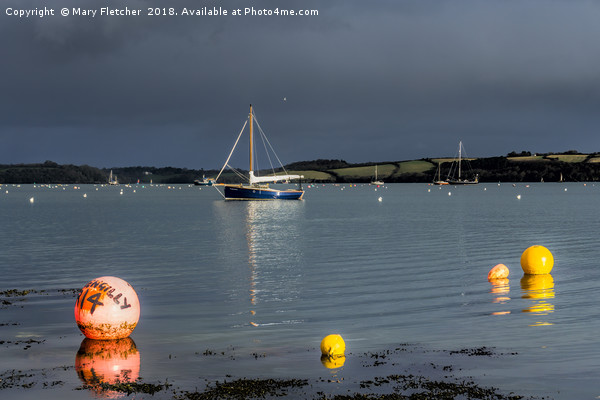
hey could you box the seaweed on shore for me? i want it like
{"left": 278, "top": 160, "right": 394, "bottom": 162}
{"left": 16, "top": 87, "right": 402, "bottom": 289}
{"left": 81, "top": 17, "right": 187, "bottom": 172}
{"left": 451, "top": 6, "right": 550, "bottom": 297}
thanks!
{"left": 447, "top": 347, "right": 513, "bottom": 357}
{"left": 0, "top": 290, "right": 33, "bottom": 297}
{"left": 0, "top": 368, "right": 67, "bottom": 390}
{"left": 352, "top": 374, "right": 530, "bottom": 400}
{"left": 79, "top": 380, "right": 172, "bottom": 396}
{"left": 176, "top": 378, "right": 309, "bottom": 400}
{"left": 0, "top": 338, "right": 45, "bottom": 350}
{"left": 0, "top": 288, "right": 80, "bottom": 309}
{"left": 0, "top": 288, "right": 80, "bottom": 297}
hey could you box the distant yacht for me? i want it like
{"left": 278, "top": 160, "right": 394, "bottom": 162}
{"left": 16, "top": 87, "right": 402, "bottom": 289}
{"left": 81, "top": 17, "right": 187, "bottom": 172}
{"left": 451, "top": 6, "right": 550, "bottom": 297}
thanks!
{"left": 108, "top": 170, "right": 118, "bottom": 185}
{"left": 433, "top": 162, "right": 449, "bottom": 185}
{"left": 370, "top": 165, "right": 384, "bottom": 186}
{"left": 446, "top": 141, "right": 478, "bottom": 185}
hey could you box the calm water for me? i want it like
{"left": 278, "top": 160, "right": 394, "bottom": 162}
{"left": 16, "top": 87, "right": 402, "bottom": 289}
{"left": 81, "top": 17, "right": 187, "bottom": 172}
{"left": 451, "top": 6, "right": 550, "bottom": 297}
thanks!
{"left": 1, "top": 182, "right": 599, "bottom": 399}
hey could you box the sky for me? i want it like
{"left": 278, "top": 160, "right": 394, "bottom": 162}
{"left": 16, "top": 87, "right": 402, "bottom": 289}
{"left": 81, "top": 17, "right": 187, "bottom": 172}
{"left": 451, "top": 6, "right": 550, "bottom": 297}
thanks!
{"left": 2, "top": 0, "right": 600, "bottom": 169}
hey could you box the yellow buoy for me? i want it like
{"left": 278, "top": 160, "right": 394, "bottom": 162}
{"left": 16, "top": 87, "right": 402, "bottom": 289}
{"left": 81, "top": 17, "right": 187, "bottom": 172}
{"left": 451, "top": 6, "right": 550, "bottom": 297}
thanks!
{"left": 520, "top": 245, "right": 554, "bottom": 275}
{"left": 320, "top": 334, "right": 345, "bottom": 357}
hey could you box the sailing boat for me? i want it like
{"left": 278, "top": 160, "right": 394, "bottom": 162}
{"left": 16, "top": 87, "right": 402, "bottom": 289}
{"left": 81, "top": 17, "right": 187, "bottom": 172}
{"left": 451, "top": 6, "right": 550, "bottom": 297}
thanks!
{"left": 108, "top": 170, "right": 118, "bottom": 185}
{"left": 370, "top": 165, "right": 384, "bottom": 186}
{"left": 446, "top": 141, "right": 478, "bottom": 185}
{"left": 214, "top": 105, "right": 304, "bottom": 200}
{"left": 433, "top": 163, "right": 449, "bottom": 185}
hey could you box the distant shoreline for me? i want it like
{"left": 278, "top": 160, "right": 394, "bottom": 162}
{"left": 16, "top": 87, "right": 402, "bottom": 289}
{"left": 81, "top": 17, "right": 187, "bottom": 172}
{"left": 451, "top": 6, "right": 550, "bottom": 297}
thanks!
{"left": 2, "top": 151, "right": 600, "bottom": 184}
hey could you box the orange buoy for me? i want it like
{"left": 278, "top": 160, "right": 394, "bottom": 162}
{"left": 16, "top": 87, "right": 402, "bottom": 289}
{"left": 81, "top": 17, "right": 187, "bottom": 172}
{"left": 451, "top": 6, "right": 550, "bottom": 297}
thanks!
{"left": 488, "top": 264, "right": 510, "bottom": 281}
{"left": 74, "top": 276, "right": 140, "bottom": 340}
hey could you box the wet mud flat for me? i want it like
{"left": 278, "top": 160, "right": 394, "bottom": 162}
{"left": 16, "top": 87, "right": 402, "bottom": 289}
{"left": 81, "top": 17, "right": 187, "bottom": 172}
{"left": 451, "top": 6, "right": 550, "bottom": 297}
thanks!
{"left": 0, "top": 344, "right": 551, "bottom": 399}
{"left": 1, "top": 289, "right": 551, "bottom": 399}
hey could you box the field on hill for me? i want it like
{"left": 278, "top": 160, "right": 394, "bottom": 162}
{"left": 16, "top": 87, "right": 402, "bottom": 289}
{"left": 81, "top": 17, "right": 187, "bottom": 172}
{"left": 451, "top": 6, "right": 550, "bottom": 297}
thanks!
{"left": 330, "top": 163, "right": 396, "bottom": 180}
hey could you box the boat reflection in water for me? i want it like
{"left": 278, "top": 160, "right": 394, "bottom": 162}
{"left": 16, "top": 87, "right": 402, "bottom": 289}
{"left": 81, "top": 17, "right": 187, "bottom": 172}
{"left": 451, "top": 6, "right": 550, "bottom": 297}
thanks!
{"left": 489, "top": 278, "right": 511, "bottom": 316}
{"left": 244, "top": 200, "right": 303, "bottom": 328}
{"left": 75, "top": 337, "right": 140, "bottom": 398}
{"left": 521, "top": 274, "right": 555, "bottom": 326}
{"left": 212, "top": 198, "right": 304, "bottom": 329}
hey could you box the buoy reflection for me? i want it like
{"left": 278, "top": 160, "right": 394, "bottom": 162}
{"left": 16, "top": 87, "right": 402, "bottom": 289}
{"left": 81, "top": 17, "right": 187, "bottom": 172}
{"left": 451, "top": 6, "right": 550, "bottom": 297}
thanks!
{"left": 490, "top": 278, "right": 510, "bottom": 298}
{"left": 521, "top": 274, "right": 555, "bottom": 326}
{"left": 489, "top": 278, "right": 511, "bottom": 315}
{"left": 321, "top": 354, "right": 346, "bottom": 369}
{"left": 75, "top": 337, "right": 140, "bottom": 398}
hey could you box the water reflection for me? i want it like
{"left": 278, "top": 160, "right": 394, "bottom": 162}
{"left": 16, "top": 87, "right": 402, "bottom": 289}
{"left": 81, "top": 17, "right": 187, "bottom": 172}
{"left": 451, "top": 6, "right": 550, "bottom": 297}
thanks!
{"left": 212, "top": 199, "right": 305, "bottom": 327}
{"left": 247, "top": 203, "right": 259, "bottom": 326}
{"left": 244, "top": 200, "right": 304, "bottom": 327}
{"left": 521, "top": 274, "right": 555, "bottom": 326}
{"left": 75, "top": 338, "right": 140, "bottom": 398}
{"left": 321, "top": 354, "right": 346, "bottom": 370}
{"left": 489, "top": 278, "right": 511, "bottom": 316}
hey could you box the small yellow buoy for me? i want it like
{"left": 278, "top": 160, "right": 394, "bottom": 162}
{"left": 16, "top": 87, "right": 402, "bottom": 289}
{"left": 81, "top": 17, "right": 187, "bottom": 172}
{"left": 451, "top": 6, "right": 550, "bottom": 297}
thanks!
{"left": 488, "top": 264, "right": 509, "bottom": 280}
{"left": 320, "top": 334, "right": 345, "bottom": 357}
{"left": 520, "top": 245, "right": 554, "bottom": 275}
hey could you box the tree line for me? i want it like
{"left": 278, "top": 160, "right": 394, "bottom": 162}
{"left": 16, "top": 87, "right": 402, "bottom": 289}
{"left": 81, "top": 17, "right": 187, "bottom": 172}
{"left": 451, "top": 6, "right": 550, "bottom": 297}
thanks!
{"left": 0, "top": 161, "right": 105, "bottom": 184}
{"left": 2, "top": 156, "right": 600, "bottom": 184}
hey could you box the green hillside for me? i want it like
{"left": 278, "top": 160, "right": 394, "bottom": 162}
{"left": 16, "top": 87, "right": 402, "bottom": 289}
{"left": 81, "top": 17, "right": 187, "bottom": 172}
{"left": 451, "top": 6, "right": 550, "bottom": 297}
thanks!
{"left": 3, "top": 151, "right": 600, "bottom": 183}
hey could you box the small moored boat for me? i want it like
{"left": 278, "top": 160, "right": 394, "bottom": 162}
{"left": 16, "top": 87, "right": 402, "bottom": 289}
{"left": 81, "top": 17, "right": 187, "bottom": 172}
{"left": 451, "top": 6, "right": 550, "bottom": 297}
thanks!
{"left": 370, "top": 165, "right": 384, "bottom": 186}
{"left": 108, "top": 170, "right": 118, "bottom": 185}
{"left": 446, "top": 141, "right": 478, "bottom": 185}
{"left": 194, "top": 175, "right": 215, "bottom": 186}
{"left": 433, "top": 163, "right": 449, "bottom": 185}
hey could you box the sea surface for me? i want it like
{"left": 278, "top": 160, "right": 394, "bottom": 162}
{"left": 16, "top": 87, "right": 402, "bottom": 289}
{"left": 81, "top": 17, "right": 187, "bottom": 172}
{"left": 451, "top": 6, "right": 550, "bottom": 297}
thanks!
{"left": 1, "top": 182, "right": 599, "bottom": 399}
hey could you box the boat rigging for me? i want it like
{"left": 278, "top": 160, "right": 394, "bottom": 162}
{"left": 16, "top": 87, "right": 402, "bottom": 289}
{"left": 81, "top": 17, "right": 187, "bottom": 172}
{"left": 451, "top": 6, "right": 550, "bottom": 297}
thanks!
{"left": 213, "top": 105, "right": 304, "bottom": 200}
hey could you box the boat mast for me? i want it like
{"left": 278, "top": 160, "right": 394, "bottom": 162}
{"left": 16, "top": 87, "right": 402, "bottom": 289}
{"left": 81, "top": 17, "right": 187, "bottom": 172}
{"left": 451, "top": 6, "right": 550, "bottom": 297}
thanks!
{"left": 249, "top": 104, "right": 253, "bottom": 176}
{"left": 458, "top": 141, "right": 462, "bottom": 180}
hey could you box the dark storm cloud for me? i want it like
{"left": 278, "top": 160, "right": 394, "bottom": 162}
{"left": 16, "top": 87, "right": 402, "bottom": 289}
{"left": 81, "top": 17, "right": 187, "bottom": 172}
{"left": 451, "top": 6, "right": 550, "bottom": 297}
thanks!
{"left": 2, "top": 0, "right": 600, "bottom": 168}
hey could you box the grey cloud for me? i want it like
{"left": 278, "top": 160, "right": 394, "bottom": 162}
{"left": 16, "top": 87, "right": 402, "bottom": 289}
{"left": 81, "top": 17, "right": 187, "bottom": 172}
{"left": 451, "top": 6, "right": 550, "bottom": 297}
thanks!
{"left": 2, "top": 0, "right": 600, "bottom": 168}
